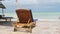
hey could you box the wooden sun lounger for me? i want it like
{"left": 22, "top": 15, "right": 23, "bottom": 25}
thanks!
{"left": 0, "top": 15, "right": 13, "bottom": 22}
{"left": 1, "top": 17, "right": 13, "bottom": 21}
{"left": 13, "top": 9, "right": 36, "bottom": 33}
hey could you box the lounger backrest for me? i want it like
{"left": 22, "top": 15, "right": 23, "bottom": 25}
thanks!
{"left": 16, "top": 9, "right": 33, "bottom": 24}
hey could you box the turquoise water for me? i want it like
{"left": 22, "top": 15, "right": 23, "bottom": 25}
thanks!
{"left": 0, "top": 12, "right": 60, "bottom": 19}
{"left": 32, "top": 12, "right": 60, "bottom": 19}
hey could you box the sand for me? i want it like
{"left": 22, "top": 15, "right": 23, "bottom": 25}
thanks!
{"left": 0, "top": 19, "right": 60, "bottom": 34}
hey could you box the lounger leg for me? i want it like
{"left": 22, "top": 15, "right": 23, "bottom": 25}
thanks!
{"left": 27, "top": 26, "right": 32, "bottom": 33}
{"left": 29, "top": 26, "right": 32, "bottom": 33}
{"left": 14, "top": 28, "right": 17, "bottom": 32}
{"left": 10, "top": 19, "right": 11, "bottom": 22}
{"left": 33, "top": 22, "right": 36, "bottom": 27}
{"left": 5, "top": 19, "right": 7, "bottom": 22}
{"left": 34, "top": 22, "right": 36, "bottom": 26}
{"left": 35, "top": 21, "right": 36, "bottom": 26}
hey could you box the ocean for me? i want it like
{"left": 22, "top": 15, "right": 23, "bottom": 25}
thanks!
{"left": 0, "top": 12, "right": 60, "bottom": 20}
{"left": 32, "top": 12, "right": 60, "bottom": 19}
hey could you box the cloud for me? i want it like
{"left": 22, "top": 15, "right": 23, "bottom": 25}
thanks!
{"left": 1, "top": 0, "right": 60, "bottom": 12}
{"left": 2, "top": 0, "right": 60, "bottom": 6}
{"left": 18, "top": 0, "right": 38, "bottom": 5}
{"left": 2, "top": 0, "right": 38, "bottom": 6}
{"left": 38, "top": 0, "right": 60, "bottom": 4}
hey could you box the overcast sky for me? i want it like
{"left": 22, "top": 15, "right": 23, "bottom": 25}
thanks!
{"left": 0, "top": 0, "right": 60, "bottom": 12}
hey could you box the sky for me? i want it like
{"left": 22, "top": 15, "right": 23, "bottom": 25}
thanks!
{"left": 0, "top": 0, "right": 60, "bottom": 13}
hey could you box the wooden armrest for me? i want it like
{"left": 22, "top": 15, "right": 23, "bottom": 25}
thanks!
{"left": 27, "top": 18, "right": 30, "bottom": 24}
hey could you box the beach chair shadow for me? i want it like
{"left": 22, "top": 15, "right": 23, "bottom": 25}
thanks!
{"left": 13, "top": 9, "right": 36, "bottom": 33}
{"left": 0, "top": 21, "right": 12, "bottom": 27}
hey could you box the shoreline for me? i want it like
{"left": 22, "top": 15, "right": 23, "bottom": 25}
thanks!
{"left": 38, "top": 19, "right": 60, "bottom": 21}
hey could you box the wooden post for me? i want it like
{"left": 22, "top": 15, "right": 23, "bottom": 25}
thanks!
{"left": 2, "top": 8, "right": 4, "bottom": 17}
{"left": 16, "top": 0, "right": 18, "bottom": 9}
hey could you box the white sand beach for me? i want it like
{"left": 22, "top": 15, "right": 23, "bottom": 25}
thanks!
{"left": 0, "top": 0, "right": 60, "bottom": 34}
{"left": 0, "top": 19, "right": 60, "bottom": 34}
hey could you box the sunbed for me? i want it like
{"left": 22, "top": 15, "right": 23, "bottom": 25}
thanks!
{"left": 13, "top": 9, "right": 36, "bottom": 33}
